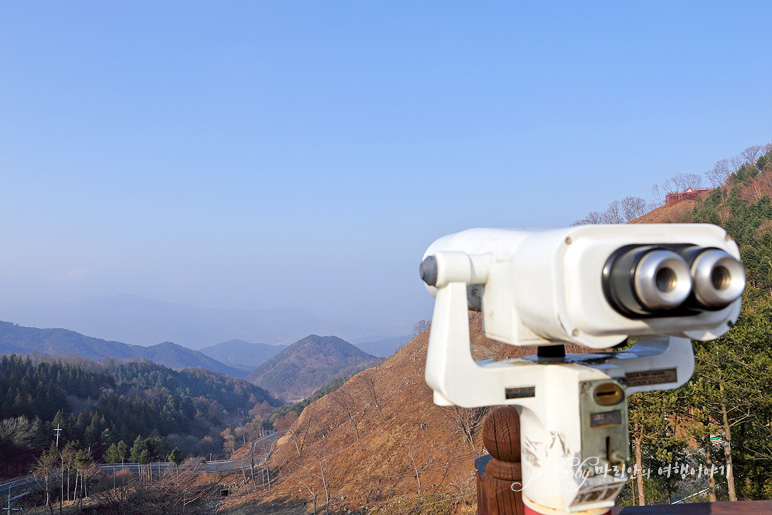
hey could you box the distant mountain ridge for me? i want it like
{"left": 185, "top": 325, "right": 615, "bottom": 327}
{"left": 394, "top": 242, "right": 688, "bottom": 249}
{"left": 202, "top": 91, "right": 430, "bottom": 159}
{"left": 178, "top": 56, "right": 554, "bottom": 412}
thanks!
{"left": 0, "top": 321, "right": 246, "bottom": 378}
{"left": 0, "top": 294, "right": 370, "bottom": 349}
{"left": 200, "top": 339, "right": 286, "bottom": 372}
{"left": 247, "top": 334, "right": 381, "bottom": 401}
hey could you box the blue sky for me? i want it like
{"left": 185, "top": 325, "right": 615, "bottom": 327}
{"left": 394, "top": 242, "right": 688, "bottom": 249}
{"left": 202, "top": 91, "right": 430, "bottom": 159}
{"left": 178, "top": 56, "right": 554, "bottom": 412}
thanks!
{"left": 1, "top": 2, "right": 771, "bottom": 333}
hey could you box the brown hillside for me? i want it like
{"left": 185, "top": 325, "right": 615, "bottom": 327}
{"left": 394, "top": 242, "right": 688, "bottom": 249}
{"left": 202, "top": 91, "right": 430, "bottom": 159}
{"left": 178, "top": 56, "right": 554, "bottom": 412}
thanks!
{"left": 634, "top": 171, "right": 772, "bottom": 225}
{"left": 631, "top": 198, "right": 700, "bottom": 224}
{"left": 222, "top": 313, "right": 590, "bottom": 515}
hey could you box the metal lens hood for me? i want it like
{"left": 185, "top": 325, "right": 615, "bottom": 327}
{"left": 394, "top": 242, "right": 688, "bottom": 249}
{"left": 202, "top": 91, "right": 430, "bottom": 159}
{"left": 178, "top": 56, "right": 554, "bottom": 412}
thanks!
{"left": 690, "top": 249, "right": 746, "bottom": 309}
{"left": 634, "top": 250, "right": 692, "bottom": 310}
{"left": 604, "top": 245, "right": 692, "bottom": 317}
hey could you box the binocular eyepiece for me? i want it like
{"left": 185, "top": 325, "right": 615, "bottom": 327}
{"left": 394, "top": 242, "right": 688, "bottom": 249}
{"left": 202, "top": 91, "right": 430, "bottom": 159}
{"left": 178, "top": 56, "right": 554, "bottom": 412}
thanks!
{"left": 603, "top": 245, "right": 746, "bottom": 317}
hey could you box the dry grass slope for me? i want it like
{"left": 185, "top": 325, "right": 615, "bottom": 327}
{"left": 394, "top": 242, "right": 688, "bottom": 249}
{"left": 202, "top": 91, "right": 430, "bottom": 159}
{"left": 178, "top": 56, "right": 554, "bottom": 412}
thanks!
{"left": 221, "top": 314, "right": 589, "bottom": 515}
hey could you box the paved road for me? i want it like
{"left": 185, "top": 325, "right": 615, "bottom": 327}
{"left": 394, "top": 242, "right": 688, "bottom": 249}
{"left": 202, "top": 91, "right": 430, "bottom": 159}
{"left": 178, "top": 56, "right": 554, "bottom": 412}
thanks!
{"left": 0, "top": 477, "right": 38, "bottom": 496}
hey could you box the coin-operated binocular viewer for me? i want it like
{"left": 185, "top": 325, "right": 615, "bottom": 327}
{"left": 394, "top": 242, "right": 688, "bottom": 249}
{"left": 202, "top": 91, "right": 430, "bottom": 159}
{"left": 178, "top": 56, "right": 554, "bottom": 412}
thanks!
{"left": 420, "top": 224, "right": 745, "bottom": 515}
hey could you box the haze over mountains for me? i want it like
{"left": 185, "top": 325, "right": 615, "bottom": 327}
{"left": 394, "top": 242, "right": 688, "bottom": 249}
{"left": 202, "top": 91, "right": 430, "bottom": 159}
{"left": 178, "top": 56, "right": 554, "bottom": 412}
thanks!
{"left": 352, "top": 334, "right": 412, "bottom": 357}
{"left": 0, "top": 321, "right": 247, "bottom": 377}
{"left": 199, "top": 339, "right": 286, "bottom": 373}
{"left": 0, "top": 294, "right": 404, "bottom": 349}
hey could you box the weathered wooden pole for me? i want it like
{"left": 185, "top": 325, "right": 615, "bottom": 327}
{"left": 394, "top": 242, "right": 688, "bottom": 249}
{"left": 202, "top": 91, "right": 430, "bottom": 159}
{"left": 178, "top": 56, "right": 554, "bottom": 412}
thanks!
{"left": 476, "top": 407, "right": 525, "bottom": 515}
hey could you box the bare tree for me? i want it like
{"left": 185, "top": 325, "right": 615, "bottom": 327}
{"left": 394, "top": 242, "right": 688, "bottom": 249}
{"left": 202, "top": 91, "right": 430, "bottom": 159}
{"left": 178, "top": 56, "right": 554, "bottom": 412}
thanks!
{"left": 660, "top": 177, "right": 681, "bottom": 194}
{"left": 0, "top": 415, "right": 39, "bottom": 449}
{"left": 288, "top": 418, "right": 313, "bottom": 457}
{"left": 674, "top": 172, "right": 703, "bottom": 190}
{"left": 329, "top": 389, "right": 360, "bottom": 443}
{"left": 357, "top": 371, "right": 385, "bottom": 420}
{"left": 706, "top": 159, "right": 732, "bottom": 187}
{"left": 288, "top": 468, "right": 321, "bottom": 515}
{"left": 729, "top": 155, "right": 744, "bottom": 173}
{"left": 407, "top": 444, "right": 422, "bottom": 494}
{"left": 93, "top": 458, "right": 219, "bottom": 514}
{"left": 741, "top": 169, "right": 772, "bottom": 203}
{"left": 581, "top": 197, "right": 647, "bottom": 225}
{"left": 431, "top": 459, "right": 453, "bottom": 494}
{"left": 603, "top": 200, "right": 623, "bottom": 224}
{"left": 34, "top": 446, "right": 59, "bottom": 510}
{"left": 312, "top": 447, "right": 332, "bottom": 515}
{"left": 620, "top": 196, "right": 647, "bottom": 222}
{"left": 741, "top": 145, "right": 763, "bottom": 166}
{"left": 573, "top": 210, "right": 605, "bottom": 226}
{"left": 413, "top": 320, "right": 431, "bottom": 335}
{"left": 448, "top": 468, "right": 477, "bottom": 511}
{"left": 441, "top": 406, "right": 489, "bottom": 454}
{"left": 221, "top": 427, "right": 236, "bottom": 457}
{"left": 242, "top": 439, "right": 272, "bottom": 491}
{"left": 651, "top": 184, "right": 664, "bottom": 205}
{"left": 60, "top": 443, "right": 76, "bottom": 502}
{"left": 653, "top": 172, "right": 706, "bottom": 204}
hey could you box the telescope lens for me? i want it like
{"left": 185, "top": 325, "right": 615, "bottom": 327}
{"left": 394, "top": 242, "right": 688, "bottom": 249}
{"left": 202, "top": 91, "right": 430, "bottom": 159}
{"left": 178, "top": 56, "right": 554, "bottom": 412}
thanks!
{"left": 656, "top": 268, "right": 676, "bottom": 293}
{"left": 604, "top": 245, "right": 694, "bottom": 316}
{"left": 691, "top": 249, "right": 745, "bottom": 309}
{"left": 634, "top": 250, "right": 691, "bottom": 311}
{"left": 712, "top": 266, "right": 730, "bottom": 290}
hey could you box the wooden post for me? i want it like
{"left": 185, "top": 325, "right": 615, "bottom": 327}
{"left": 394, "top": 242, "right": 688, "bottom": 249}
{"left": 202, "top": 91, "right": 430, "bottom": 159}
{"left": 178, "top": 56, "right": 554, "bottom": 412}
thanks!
{"left": 476, "top": 407, "right": 525, "bottom": 515}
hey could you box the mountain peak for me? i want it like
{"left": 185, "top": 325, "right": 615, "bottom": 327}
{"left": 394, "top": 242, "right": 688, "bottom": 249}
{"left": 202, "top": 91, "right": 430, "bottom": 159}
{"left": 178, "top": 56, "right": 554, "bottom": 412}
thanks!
{"left": 247, "top": 334, "right": 380, "bottom": 401}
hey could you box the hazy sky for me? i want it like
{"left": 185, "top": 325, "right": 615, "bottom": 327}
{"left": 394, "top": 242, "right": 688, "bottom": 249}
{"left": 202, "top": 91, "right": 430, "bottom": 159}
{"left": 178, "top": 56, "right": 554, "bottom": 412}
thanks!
{"left": 1, "top": 2, "right": 771, "bottom": 332}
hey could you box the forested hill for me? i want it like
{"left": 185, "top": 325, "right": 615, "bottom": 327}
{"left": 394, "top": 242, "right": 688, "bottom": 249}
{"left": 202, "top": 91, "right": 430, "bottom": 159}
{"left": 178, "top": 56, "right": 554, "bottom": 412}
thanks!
{"left": 247, "top": 334, "right": 381, "bottom": 400}
{"left": 0, "top": 354, "right": 281, "bottom": 474}
{"left": 619, "top": 147, "right": 772, "bottom": 502}
{"left": 0, "top": 321, "right": 246, "bottom": 378}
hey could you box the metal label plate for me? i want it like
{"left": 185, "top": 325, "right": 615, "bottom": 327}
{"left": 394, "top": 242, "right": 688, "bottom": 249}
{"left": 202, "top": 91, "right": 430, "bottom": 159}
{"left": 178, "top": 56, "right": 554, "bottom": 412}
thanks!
{"left": 590, "top": 410, "right": 622, "bottom": 427}
{"left": 625, "top": 368, "right": 678, "bottom": 387}
{"left": 505, "top": 386, "right": 535, "bottom": 399}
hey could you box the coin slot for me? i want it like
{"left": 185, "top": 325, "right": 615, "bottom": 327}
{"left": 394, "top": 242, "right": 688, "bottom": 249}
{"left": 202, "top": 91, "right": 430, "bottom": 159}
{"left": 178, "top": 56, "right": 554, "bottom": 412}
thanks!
{"left": 594, "top": 382, "right": 624, "bottom": 406}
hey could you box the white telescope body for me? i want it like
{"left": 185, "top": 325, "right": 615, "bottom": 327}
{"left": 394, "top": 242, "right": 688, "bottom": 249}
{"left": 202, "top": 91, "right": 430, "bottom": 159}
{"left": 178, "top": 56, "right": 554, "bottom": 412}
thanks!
{"left": 420, "top": 224, "right": 745, "bottom": 514}
{"left": 421, "top": 224, "right": 743, "bottom": 349}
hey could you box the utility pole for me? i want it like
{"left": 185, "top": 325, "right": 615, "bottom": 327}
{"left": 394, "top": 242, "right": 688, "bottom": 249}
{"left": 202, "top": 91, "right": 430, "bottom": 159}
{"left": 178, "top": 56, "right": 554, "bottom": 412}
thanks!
{"left": 5, "top": 481, "right": 29, "bottom": 514}
{"left": 54, "top": 424, "right": 62, "bottom": 449}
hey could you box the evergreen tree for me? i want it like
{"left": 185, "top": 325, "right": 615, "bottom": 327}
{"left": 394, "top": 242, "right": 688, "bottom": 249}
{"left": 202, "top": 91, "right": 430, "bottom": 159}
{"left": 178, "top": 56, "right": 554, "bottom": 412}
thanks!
{"left": 130, "top": 435, "right": 149, "bottom": 463}
{"left": 116, "top": 440, "right": 128, "bottom": 464}
{"left": 168, "top": 447, "right": 183, "bottom": 468}
{"left": 103, "top": 443, "right": 121, "bottom": 464}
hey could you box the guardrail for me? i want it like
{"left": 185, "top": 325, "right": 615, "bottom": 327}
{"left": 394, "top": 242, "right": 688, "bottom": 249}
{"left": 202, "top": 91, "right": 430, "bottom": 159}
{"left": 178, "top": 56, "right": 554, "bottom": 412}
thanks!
{"left": 0, "top": 432, "right": 288, "bottom": 499}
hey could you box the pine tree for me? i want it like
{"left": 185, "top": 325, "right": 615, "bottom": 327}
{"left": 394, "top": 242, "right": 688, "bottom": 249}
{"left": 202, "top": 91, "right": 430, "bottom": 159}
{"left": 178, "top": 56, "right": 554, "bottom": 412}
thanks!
{"left": 130, "top": 435, "right": 148, "bottom": 463}
{"left": 168, "top": 447, "right": 183, "bottom": 469}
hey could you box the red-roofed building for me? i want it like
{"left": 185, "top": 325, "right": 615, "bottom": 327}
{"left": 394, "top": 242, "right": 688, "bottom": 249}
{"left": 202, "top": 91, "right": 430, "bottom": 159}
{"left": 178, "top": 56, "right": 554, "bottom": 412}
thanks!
{"left": 665, "top": 187, "right": 713, "bottom": 205}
